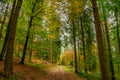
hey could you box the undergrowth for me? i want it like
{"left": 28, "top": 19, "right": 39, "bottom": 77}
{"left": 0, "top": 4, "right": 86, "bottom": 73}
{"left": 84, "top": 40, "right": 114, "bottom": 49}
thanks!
{"left": 27, "top": 62, "right": 49, "bottom": 70}
{"left": 78, "top": 72, "right": 101, "bottom": 80}
{"left": 64, "top": 66, "right": 74, "bottom": 72}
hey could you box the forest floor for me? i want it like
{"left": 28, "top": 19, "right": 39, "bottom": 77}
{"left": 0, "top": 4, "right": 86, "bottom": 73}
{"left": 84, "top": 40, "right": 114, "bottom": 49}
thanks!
{"left": 39, "top": 66, "right": 85, "bottom": 80}
{"left": 0, "top": 58, "right": 86, "bottom": 80}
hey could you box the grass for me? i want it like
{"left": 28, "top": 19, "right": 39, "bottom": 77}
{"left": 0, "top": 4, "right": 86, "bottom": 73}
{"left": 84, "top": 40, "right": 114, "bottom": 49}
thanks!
{"left": 63, "top": 66, "right": 101, "bottom": 80}
{"left": 78, "top": 72, "right": 101, "bottom": 80}
{"left": 63, "top": 66, "right": 100, "bottom": 80}
{"left": 64, "top": 66, "right": 74, "bottom": 72}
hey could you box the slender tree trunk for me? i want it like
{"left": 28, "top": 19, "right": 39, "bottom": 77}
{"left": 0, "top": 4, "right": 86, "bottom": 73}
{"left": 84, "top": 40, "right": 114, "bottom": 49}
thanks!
{"left": 90, "top": 0, "right": 109, "bottom": 80}
{"left": 86, "top": 40, "right": 92, "bottom": 72}
{"left": 80, "top": 16, "right": 87, "bottom": 73}
{"left": 49, "top": 37, "right": 53, "bottom": 64}
{"left": 101, "top": 0, "right": 115, "bottom": 80}
{"left": 72, "top": 16, "right": 78, "bottom": 73}
{"left": 70, "top": 48, "right": 73, "bottom": 66}
{"left": 19, "top": 2, "right": 36, "bottom": 64}
{"left": 4, "top": 0, "right": 23, "bottom": 79}
{"left": 0, "top": 0, "right": 16, "bottom": 61}
{"left": 19, "top": 16, "right": 33, "bottom": 64}
{"left": 50, "top": 40, "right": 52, "bottom": 63}
{"left": 0, "top": 3, "right": 9, "bottom": 39}
{"left": 29, "top": 50, "right": 32, "bottom": 63}
{"left": 29, "top": 35, "right": 33, "bottom": 63}
{"left": 17, "top": 44, "right": 20, "bottom": 57}
{"left": 104, "top": 13, "right": 116, "bottom": 80}
{"left": 86, "top": 26, "right": 93, "bottom": 72}
{"left": 77, "top": 39, "right": 80, "bottom": 71}
{"left": 115, "top": 7, "right": 120, "bottom": 72}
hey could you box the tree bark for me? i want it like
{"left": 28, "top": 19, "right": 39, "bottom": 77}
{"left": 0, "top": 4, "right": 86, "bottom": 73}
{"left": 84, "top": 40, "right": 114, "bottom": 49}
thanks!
{"left": 115, "top": 6, "right": 120, "bottom": 72}
{"left": 4, "top": 0, "right": 23, "bottom": 79}
{"left": 29, "top": 35, "right": 33, "bottom": 63}
{"left": 19, "top": 1, "right": 37, "bottom": 65}
{"left": 0, "top": 0, "right": 16, "bottom": 61}
{"left": 80, "top": 16, "right": 87, "bottom": 73}
{"left": 29, "top": 49, "right": 32, "bottom": 63}
{"left": 19, "top": 16, "right": 33, "bottom": 65}
{"left": 72, "top": 16, "right": 78, "bottom": 73}
{"left": 77, "top": 38, "right": 80, "bottom": 71}
{"left": 17, "top": 44, "right": 20, "bottom": 57}
{"left": 90, "top": 0, "right": 109, "bottom": 80}
{"left": 101, "top": 0, "right": 115, "bottom": 79}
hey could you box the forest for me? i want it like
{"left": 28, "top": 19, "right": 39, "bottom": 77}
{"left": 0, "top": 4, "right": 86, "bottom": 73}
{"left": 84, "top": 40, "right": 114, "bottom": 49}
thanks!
{"left": 0, "top": 0, "right": 120, "bottom": 80}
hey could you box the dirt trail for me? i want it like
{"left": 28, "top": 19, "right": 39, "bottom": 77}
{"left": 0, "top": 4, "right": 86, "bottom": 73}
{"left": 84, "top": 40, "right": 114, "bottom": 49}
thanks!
{"left": 39, "top": 66, "right": 85, "bottom": 80}
{"left": 0, "top": 60, "right": 85, "bottom": 80}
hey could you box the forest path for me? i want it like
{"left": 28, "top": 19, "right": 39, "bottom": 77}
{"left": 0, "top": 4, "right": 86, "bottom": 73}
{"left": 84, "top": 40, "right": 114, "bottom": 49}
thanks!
{"left": 0, "top": 59, "right": 85, "bottom": 80}
{"left": 38, "top": 66, "right": 85, "bottom": 80}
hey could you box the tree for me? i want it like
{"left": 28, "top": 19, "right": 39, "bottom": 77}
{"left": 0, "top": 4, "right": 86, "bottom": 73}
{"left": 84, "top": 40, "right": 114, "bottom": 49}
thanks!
{"left": 79, "top": 15, "right": 87, "bottom": 73}
{"left": 72, "top": 15, "right": 78, "bottom": 73}
{"left": 0, "top": 0, "right": 16, "bottom": 61}
{"left": 114, "top": 4, "right": 120, "bottom": 72}
{"left": 4, "top": 0, "right": 23, "bottom": 79}
{"left": 101, "top": 0, "right": 115, "bottom": 79}
{"left": 19, "top": 0, "right": 37, "bottom": 65}
{"left": 83, "top": 10, "right": 95, "bottom": 72}
{"left": 90, "top": 0, "right": 109, "bottom": 80}
{"left": 67, "top": 0, "right": 84, "bottom": 73}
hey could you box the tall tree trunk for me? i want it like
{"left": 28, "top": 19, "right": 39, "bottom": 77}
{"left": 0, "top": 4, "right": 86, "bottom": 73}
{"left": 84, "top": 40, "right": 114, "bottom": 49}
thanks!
{"left": 19, "top": 16, "right": 33, "bottom": 64}
{"left": 29, "top": 35, "right": 33, "bottom": 63}
{"left": 90, "top": 0, "right": 109, "bottom": 80}
{"left": 19, "top": 1, "right": 36, "bottom": 65}
{"left": 17, "top": 44, "right": 20, "bottom": 57}
{"left": 0, "top": 3, "right": 9, "bottom": 39}
{"left": 70, "top": 48, "right": 73, "bottom": 66}
{"left": 50, "top": 39, "right": 53, "bottom": 64}
{"left": 80, "top": 16, "right": 87, "bottom": 73}
{"left": 72, "top": 16, "right": 78, "bottom": 73}
{"left": 29, "top": 49, "right": 32, "bottom": 63}
{"left": 77, "top": 38, "right": 80, "bottom": 71}
{"left": 86, "top": 36, "right": 92, "bottom": 72}
{"left": 115, "top": 7, "right": 120, "bottom": 72}
{"left": 101, "top": 0, "right": 115, "bottom": 80}
{"left": 0, "top": 0, "right": 16, "bottom": 61}
{"left": 4, "top": 0, "right": 23, "bottom": 79}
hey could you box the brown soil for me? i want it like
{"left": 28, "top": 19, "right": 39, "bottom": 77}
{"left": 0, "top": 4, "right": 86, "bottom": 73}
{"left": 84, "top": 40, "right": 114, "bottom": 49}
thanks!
{"left": 39, "top": 66, "right": 85, "bottom": 80}
{"left": 0, "top": 59, "right": 85, "bottom": 80}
